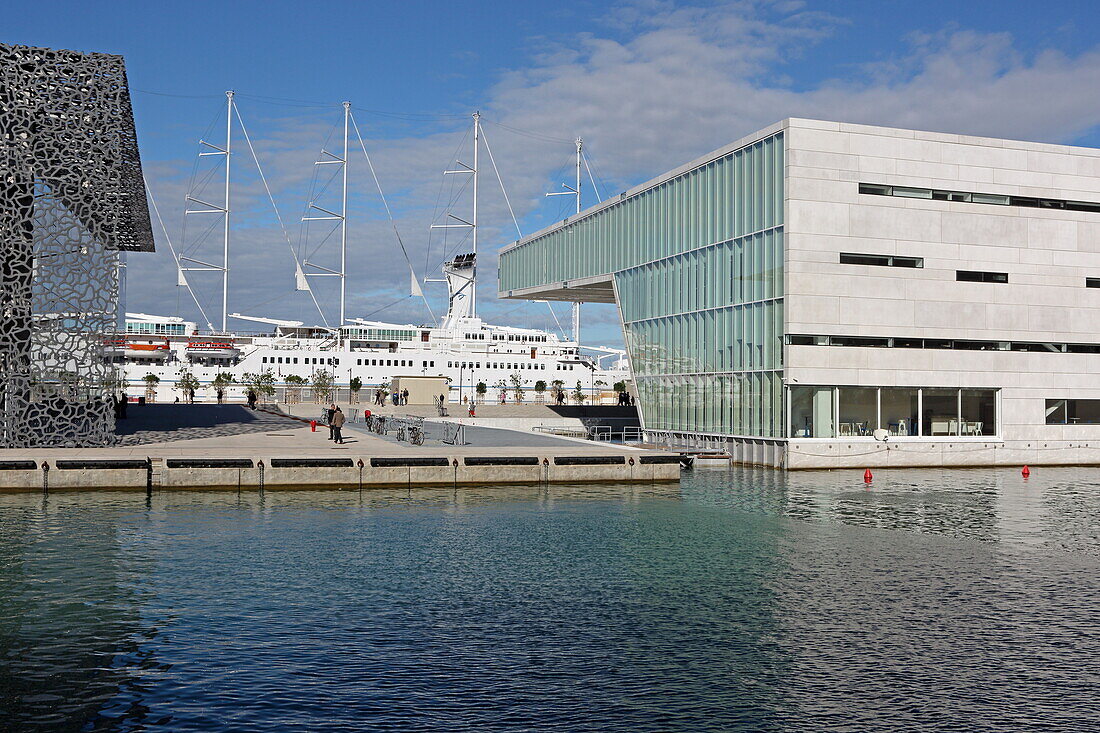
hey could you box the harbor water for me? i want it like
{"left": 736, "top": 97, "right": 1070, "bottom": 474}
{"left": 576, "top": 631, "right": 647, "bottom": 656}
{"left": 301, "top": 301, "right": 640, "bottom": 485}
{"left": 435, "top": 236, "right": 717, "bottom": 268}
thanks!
{"left": 1, "top": 468, "right": 1098, "bottom": 731}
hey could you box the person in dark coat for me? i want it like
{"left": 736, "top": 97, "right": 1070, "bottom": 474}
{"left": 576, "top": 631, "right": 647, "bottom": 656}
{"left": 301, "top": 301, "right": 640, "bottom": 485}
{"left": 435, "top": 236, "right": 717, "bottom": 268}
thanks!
{"left": 325, "top": 403, "right": 336, "bottom": 440}
{"left": 247, "top": 389, "right": 257, "bottom": 409}
{"left": 330, "top": 406, "right": 346, "bottom": 444}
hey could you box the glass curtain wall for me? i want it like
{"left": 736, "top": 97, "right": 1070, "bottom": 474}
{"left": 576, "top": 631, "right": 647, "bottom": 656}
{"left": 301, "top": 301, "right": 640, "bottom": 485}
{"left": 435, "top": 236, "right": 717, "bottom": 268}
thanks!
{"left": 612, "top": 135, "right": 785, "bottom": 437}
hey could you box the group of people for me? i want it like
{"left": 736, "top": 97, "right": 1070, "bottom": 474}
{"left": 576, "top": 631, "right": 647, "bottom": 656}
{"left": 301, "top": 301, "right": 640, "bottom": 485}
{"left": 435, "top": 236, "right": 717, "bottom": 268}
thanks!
{"left": 373, "top": 388, "right": 410, "bottom": 406}
{"left": 616, "top": 390, "right": 635, "bottom": 406}
{"left": 323, "top": 403, "right": 346, "bottom": 444}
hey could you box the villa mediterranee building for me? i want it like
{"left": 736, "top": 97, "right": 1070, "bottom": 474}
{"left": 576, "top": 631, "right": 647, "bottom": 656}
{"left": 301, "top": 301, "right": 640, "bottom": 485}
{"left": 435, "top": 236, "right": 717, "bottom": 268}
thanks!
{"left": 498, "top": 118, "right": 1100, "bottom": 468}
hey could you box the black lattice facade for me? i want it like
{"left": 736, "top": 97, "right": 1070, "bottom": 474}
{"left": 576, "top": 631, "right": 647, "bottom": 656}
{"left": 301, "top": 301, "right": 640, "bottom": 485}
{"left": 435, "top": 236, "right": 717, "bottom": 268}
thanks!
{"left": 1, "top": 42, "right": 154, "bottom": 447}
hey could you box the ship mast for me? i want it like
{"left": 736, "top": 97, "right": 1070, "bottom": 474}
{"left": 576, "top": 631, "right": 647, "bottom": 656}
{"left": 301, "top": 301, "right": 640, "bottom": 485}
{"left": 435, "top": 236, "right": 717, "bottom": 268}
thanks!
{"left": 471, "top": 111, "right": 480, "bottom": 317}
{"left": 547, "top": 136, "right": 584, "bottom": 343}
{"left": 302, "top": 101, "right": 352, "bottom": 327}
{"left": 431, "top": 111, "right": 481, "bottom": 326}
{"left": 181, "top": 90, "right": 235, "bottom": 333}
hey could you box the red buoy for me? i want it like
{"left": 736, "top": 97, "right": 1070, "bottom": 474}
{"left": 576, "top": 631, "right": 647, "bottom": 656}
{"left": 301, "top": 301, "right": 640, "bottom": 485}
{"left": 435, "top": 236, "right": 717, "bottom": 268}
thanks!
{"left": 864, "top": 468, "right": 873, "bottom": 483}
{"left": 1021, "top": 465, "right": 1030, "bottom": 478}
{"left": 310, "top": 420, "right": 317, "bottom": 432}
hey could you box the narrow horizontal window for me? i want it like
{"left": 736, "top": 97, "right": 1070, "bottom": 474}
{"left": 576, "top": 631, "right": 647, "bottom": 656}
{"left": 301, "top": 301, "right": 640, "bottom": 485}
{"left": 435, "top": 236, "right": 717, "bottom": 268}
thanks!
{"left": 860, "top": 182, "right": 1099, "bottom": 212}
{"left": 1087, "top": 278, "right": 1100, "bottom": 288}
{"left": 892, "top": 186, "right": 933, "bottom": 199}
{"left": 858, "top": 183, "right": 891, "bottom": 196}
{"left": 840, "top": 253, "right": 924, "bottom": 268}
{"left": 788, "top": 335, "right": 1100, "bottom": 353}
{"left": 957, "top": 270, "right": 1008, "bottom": 283}
{"left": 830, "top": 336, "right": 890, "bottom": 347}
{"left": 1045, "top": 399, "right": 1100, "bottom": 424}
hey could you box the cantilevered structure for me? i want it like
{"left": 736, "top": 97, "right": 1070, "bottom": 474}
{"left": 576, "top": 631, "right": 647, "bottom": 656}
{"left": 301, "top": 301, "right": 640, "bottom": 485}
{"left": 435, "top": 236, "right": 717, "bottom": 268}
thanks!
{"left": 499, "top": 119, "right": 1100, "bottom": 468}
{"left": 0, "top": 41, "right": 154, "bottom": 447}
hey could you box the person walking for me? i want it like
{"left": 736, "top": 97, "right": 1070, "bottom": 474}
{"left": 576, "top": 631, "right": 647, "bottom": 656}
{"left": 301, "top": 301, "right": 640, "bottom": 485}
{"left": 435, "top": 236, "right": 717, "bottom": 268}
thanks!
{"left": 402, "top": 388, "right": 409, "bottom": 405}
{"left": 247, "top": 389, "right": 257, "bottom": 410}
{"left": 330, "top": 406, "right": 346, "bottom": 444}
{"left": 325, "top": 403, "right": 336, "bottom": 440}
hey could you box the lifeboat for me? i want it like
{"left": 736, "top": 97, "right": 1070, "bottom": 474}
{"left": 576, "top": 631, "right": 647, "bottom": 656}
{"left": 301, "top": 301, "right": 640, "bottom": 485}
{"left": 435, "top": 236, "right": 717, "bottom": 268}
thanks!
{"left": 102, "top": 337, "right": 170, "bottom": 359}
{"left": 186, "top": 340, "right": 240, "bottom": 360}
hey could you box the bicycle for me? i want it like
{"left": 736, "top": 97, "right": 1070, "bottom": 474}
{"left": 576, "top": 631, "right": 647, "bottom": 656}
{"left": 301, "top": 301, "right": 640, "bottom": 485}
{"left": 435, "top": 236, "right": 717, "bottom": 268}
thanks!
{"left": 408, "top": 424, "right": 425, "bottom": 446}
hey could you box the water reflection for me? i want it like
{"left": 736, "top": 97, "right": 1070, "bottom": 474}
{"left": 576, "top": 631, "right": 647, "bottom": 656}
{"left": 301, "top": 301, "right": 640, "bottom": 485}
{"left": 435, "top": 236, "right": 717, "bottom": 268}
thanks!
{"left": 686, "top": 466, "right": 1100, "bottom": 554}
{"left": 0, "top": 470, "right": 1097, "bottom": 731}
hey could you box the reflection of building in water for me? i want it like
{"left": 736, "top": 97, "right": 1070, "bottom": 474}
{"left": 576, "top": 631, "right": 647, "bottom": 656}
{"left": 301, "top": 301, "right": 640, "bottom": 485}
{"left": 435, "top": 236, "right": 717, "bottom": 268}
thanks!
{"left": 0, "top": 500, "right": 152, "bottom": 727}
{"left": 0, "top": 42, "right": 154, "bottom": 447}
{"left": 499, "top": 118, "right": 1100, "bottom": 468}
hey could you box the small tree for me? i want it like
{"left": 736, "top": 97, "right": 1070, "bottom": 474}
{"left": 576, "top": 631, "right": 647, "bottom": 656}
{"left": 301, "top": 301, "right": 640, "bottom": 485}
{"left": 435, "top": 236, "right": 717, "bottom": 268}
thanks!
{"left": 572, "top": 380, "right": 586, "bottom": 404}
{"left": 495, "top": 379, "right": 508, "bottom": 404}
{"left": 175, "top": 371, "right": 199, "bottom": 404}
{"left": 613, "top": 381, "right": 626, "bottom": 394}
{"left": 284, "top": 374, "right": 306, "bottom": 404}
{"left": 475, "top": 381, "right": 487, "bottom": 404}
{"left": 242, "top": 370, "right": 277, "bottom": 404}
{"left": 311, "top": 369, "right": 334, "bottom": 403}
{"left": 551, "top": 379, "right": 565, "bottom": 405}
{"left": 509, "top": 372, "right": 525, "bottom": 403}
{"left": 212, "top": 372, "right": 235, "bottom": 403}
{"left": 142, "top": 373, "right": 160, "bottom": 402}
{"left": 349, "top": 376, "right": 362, "bottom": 403}
{"left": 534, "top": 380, "right": 547, "bottom": 403}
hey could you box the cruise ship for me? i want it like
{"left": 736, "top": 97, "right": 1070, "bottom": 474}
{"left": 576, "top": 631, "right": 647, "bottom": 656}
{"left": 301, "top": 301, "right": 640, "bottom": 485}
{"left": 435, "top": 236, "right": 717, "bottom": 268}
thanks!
{"left": 111, "top": 101, "right": 627, "bottom": 403}
{"left": 108, "top": 252, "right": 628, "bottom": 403}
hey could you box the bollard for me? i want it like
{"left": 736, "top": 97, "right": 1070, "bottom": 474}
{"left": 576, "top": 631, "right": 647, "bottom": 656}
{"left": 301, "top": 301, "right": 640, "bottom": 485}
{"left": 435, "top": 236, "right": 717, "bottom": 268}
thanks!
{"left": 357, "top": 459, "right": 364, "bottom": 493}
{"left": 310, "top": 420, "right": 317, "bottom": 432}
{"left": 41, "top": 462, "right": 49, "bottom": 494}
{"left": 258, "top": 460, "right": 265, "bottom": 493}
{"left": 864, "top": 468, "right": 873, "bottom": 483}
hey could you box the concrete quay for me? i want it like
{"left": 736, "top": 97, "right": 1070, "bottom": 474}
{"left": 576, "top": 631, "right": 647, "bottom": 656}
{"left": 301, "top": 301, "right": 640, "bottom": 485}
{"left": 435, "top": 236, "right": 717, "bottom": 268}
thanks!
{"left": 0, "top": 404, "right": 679, "bottom": 491}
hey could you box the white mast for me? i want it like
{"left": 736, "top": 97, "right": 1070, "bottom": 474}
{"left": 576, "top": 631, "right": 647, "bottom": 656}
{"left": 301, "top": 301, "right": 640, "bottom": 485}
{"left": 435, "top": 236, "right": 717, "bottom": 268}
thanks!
{"left": 471, "top": 111, "right": 480, "bottom": 317}
{"left": 181, "top": 90, "right": 234, "bottom": 333}
{"left": 302, "top": 101, "right": 351, "bottom": 326}
{"left": 340, "top": 101, "right": 349, "bottom": 326}
{"left": 430, "top": 111, "right": 481, "bottom": 327}
{"left": 222, "top": 91, "right": 233, "bottom": 333}
{"left": 547, "top": 136, "right": 584, "bottom": 343}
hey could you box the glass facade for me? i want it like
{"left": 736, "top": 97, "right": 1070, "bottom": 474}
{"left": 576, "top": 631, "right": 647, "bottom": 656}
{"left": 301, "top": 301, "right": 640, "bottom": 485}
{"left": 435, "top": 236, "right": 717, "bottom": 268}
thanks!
{"left": 499, "top": 133, "right": 785, "bottom": 438}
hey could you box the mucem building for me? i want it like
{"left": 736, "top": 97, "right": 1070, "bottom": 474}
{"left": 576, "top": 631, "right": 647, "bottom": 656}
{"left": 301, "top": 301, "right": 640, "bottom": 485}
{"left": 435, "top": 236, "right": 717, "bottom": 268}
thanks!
{"left": 498, "top": 118, "right": 1100, "bottom": 468}
{"left": 1, "top": 42, "right": 154, "bottom": 447}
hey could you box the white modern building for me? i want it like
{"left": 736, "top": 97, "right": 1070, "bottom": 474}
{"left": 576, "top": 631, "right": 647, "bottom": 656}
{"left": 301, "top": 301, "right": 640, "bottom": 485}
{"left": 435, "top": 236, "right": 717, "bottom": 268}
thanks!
{"left": 498, "top": 118, "right": 1100, "bottom": 468}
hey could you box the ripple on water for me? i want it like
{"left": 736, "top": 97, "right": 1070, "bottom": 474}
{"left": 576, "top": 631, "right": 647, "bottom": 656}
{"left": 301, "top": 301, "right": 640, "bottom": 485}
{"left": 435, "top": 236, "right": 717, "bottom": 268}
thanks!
{"left": 1, "top": 469, "right": 1098, "bottom": 731}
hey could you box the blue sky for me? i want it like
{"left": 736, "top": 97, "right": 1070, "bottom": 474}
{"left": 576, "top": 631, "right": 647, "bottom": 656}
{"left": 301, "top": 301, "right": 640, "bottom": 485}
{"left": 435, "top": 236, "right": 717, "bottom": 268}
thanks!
{"left": 7, "top": 0, "right": 1100, "bottom": 344}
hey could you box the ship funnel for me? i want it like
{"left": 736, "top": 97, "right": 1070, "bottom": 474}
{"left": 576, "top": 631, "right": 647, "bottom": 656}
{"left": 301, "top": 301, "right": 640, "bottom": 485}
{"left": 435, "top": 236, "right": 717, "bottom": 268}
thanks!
{"left": 442, "top": 252, "right": 475, "bottom": 330}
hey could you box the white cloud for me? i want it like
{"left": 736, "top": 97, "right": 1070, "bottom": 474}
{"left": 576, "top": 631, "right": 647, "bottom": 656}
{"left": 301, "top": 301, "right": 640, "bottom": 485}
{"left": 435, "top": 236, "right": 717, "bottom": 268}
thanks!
{"left": 126, "top": 1, "right": 1100, "bottom": 345}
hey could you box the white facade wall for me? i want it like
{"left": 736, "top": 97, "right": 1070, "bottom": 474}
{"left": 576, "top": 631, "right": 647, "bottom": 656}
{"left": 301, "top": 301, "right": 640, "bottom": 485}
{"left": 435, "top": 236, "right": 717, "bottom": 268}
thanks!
{"left": 783, "top": 118, "right": 1100, "bottom": 468}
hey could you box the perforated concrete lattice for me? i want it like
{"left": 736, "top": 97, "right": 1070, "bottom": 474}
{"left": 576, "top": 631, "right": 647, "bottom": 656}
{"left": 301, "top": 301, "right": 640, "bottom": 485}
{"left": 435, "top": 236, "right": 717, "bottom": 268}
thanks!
{"left": 1, "top": 42, "right": 154, "bottom": 447}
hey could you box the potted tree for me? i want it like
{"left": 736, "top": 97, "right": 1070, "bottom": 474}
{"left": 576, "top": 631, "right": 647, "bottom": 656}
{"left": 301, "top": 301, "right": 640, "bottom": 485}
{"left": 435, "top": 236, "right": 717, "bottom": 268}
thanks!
{"left": 594, "top": 379, "right": 607, "bottom": 404}
{"left": 349, "top": 376, "right": 362, "bottom": 404}
{"left": 142, "top": 373, "right": 160, "bottom": 403}
{"left": 475, "top": 381, "right": 487, "bottom": 405}
{"left": 534, "top": 380, "right": 547, "bottom": 403}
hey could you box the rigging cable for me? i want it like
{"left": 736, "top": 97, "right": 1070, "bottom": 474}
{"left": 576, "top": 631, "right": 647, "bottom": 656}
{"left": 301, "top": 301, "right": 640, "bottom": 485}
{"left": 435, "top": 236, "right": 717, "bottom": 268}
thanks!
{"left": 232, "top": 100, "right": 327, "bottom": 325}
{"left": 142, "top": 173, "right": 214, "bottom": 330}
{"left": 349, "top": 111, "right": 436, "bottom": 323}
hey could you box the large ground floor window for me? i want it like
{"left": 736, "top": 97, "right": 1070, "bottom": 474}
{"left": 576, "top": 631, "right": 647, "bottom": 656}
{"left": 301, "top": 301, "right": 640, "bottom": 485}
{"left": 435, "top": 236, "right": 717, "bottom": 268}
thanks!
{"left": 789, "top": 386, "right": 998, "bottom": 438}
